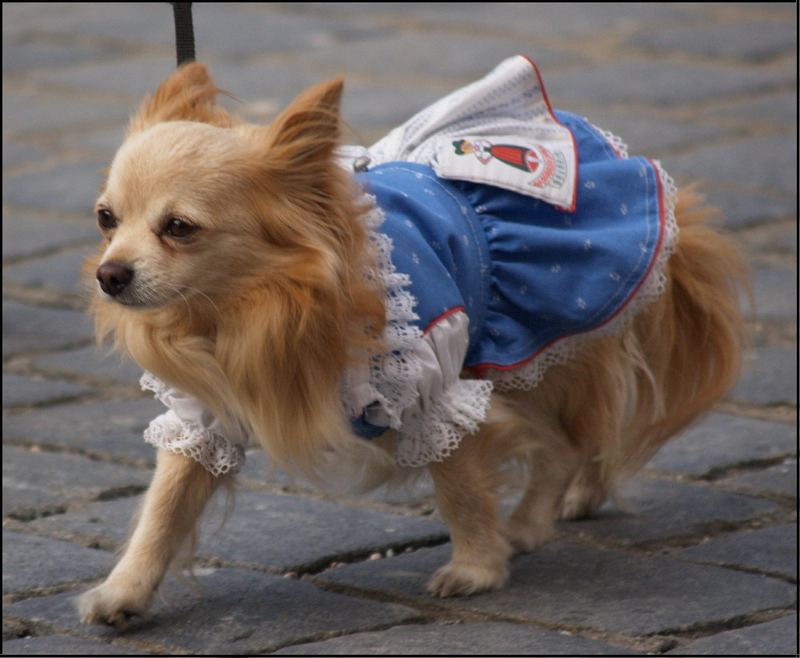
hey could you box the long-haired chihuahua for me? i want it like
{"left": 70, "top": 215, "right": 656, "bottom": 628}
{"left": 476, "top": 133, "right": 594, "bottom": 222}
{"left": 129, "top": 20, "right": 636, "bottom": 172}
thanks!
{"left": 78, "top": 58, "right": 746, "bottom": 627}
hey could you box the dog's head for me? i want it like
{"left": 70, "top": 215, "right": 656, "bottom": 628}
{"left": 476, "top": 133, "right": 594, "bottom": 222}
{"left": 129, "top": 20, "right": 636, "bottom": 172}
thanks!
{"left": 86, "top": 64, "right": 386, "bottom": 472}
{"left": 90, "top": 62, "right": 351, "bottom": 312}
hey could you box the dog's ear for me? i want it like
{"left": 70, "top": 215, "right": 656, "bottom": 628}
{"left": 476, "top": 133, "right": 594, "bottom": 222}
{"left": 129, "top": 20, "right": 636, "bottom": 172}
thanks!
{"left": 261, "top": 78, "right": 344, "bottom": 172}
{"left": 128, "top": 62, "right": 233, "bottom": 135}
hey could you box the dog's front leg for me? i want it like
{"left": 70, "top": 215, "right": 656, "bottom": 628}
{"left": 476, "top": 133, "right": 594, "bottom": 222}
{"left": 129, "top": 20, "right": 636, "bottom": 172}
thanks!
{"left": 427, "top": 435, "right": 512, "bottom": 597}
{"left": 78, "top": 449, "right": 221, "bottom": 627}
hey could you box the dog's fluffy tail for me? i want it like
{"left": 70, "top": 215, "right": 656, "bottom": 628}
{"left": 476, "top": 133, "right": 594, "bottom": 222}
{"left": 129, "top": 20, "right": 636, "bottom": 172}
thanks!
{"left": 619, "top": 184, "right": 749, "bottom": 474}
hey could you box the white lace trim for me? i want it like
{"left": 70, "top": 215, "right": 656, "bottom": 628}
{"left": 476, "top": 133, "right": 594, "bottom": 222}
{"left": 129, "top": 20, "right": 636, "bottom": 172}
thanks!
{"left": 488, "top": 127, "right": 679, "bottom": 392}
{"left": 349, "top": 195, "right": 494, "bottom": 466}
{"left": 140, "top": 373, "right": 244, "bottom": 477}
{"left": 395, "top": 378, "right": 494, "bottom": 467}
{"left": 349, "top": 196, "right": 424, "bottom": 429}
{"left": 586, "top": 118, "right": 630, "bottom": 159}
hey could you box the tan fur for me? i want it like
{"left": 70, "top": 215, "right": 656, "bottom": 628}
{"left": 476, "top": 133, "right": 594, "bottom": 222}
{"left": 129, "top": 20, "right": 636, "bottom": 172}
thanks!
{"left": 78, "top": 449, "right": 220, "bottom": 627}
{"left": 78, "top": 63, "right": 747, "bottom": 625}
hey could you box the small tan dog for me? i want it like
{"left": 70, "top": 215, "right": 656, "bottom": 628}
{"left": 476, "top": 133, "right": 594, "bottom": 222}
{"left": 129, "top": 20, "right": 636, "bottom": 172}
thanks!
{"left": 78, "top": 61, "right": 746, "bottom": 627}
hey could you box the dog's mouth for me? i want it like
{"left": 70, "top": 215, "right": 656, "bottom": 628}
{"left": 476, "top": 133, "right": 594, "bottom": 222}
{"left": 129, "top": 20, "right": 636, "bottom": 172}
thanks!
{"left": 96, "top": 279, "right": 179, "bottom": 310}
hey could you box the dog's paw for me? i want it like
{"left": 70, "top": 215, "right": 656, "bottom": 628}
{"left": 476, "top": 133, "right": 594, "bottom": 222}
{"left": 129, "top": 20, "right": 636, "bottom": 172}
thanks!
{"left": 76, "top": 579, "right": 154, "bottom": 629}
{"left": 558, "top": 481, "right": 607, "bottom": 520}
{"left": 427, "top": 559, "right": 509, "bottom": 597}
{"left": 503, "top": 518, "right": 554, "bottom": 554}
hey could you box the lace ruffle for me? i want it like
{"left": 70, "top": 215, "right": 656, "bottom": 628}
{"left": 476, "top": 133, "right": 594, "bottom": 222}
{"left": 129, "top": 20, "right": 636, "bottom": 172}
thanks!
{"left": 350, "top": 196, "right": 424, "bottom": 429}
{"left": 140, "top": 373, "right": 244, "bottom": 477}
{"left": 395, "top": 378, "right": 494, "bottom": 467}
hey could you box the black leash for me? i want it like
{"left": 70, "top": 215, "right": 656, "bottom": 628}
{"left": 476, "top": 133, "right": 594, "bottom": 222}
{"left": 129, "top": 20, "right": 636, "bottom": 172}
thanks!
{"left": 170, "top": 3, "right": 195, "bottom": 66}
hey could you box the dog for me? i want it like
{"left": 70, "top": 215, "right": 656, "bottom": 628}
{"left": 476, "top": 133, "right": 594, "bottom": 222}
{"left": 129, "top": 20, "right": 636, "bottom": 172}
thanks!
{"left": 78, "top": 56, "right": 746, "bottom": 627}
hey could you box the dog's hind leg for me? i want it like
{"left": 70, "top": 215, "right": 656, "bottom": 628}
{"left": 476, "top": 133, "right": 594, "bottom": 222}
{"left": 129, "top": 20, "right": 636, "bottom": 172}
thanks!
{"left": 558, "top": 459, "right": 611, "bottom": 520}
{"left": 77, "top": 449, "right": 222, "bottom": 627}
{"left": 427, "top": 431, "right": 513, "bottom": 597}
{"left": 503, "top": 426, "right": 581, "bottom": 553}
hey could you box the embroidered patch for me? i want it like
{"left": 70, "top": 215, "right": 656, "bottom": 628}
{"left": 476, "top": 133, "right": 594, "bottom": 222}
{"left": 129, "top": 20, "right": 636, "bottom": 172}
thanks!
{"left": 433, "top": 132, "right": 576, "bottom": 209}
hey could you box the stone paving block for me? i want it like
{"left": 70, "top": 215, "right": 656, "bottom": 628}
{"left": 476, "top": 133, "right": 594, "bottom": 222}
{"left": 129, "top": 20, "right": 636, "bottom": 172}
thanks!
{"left": 51, "top": 125, "right": 127, "bottom": 159}
{"left": 30, "top": 487, "right": 447, "bottom": 572}
{"left": 2, "top": 300, "right": 93, "bottom": 357}
{"left": 30, "top": 344, "right": 143, "bottom": 386}
{"left": 341, "top": 82, "right": 448, "bottom": 133}
{"left": 276, "top": 620, "right": 634, "bottom": 655}
{"left": 668, "top": 613, "right": 798, "bottom": 655}
{"left": 558, "top": 475, "right": 777, "bottom": 546}
{"left": 2, "top": 210, "right": 98, "bottom": 262}
{"left": 737, "top": 220, "right": 797, "bottom": 260}
{"left": 23, "top": 53, "right": 306, "bottom": 103}
{"left": 317, "top": 540, "right": 796, "bottom": 635}
{"left": 545, "top": 61, "right": 795, "bottom": 108}
{"left": 576, "top": 110, "right": 733, "bottom": 157}
{"left": 292, "top": 33, "right": 580, "bottom": 82}
{"left": 1, "top": 2, "right": 172, "bottom": 50}
{"left": 1, "top": 635, "right": 149, "bottom": 656}
{"left": 29, "top": 496, "right": 139, "bottom": 549}
{"left": 646, "top": 412, "right": 797, "bottom": 478}
{"left": 677, "top": 523, "right": 798, "bottom": 580}
{"left": 193, "top": 4, "right": 389, "bottom": 59}
{"left": 746, "top": 264, "right": 798, "bottom": 320}
{"left": 5, "top": 244, "right": 95, "bottom": 298}
{"left": 722, "top": 457, "right": 797, "bottom": 498}
{"left": 6, "top": 568, "right": 422, "bottom": 655}
{"left": 730, "top": 346, "right": 798, "bottom": 406}
{"left": 2, "top": 446, "right": 150, "bottom": 520}
{"left": 3, "top": 619, "right": 26, "bottom": 642}
{"left": 1, "top": 87, "right": 130, "bottom": 138}
{"left": 2, "top": 530, "right": 114, "bottom": 596}
{"left": 196, "top": 489, "right": 447, "bottom": 571}
{"left": 4, "top": 3, "right": 382, "bottom": 60}
{"left": 2, "top": 139, "right": 49, "bottom": 169}
{"left": 3, "top": 398, "right": 164, "bottom": 465}
{"left": 3, "top": 158, "right": 108, "bottom": 215}
{"left": 2, "top": 36, "right": 120, "bottom": 74}
{"left": 705, "top": 188, "right": 796, "bottom": 229}
{"left": 662, "top": 135, "right": 796, "bottom": 199}
{"left": 2, "top": 372, "right": 93, "bottom": 407}
{"left": 316, "top": 3, "right": 697, "bottom": 38}
{"left": 700, "top": 90, "right": 798, "bottom": 129}
{"left": 627, "top": 22, "right": 796, "bottom": 62}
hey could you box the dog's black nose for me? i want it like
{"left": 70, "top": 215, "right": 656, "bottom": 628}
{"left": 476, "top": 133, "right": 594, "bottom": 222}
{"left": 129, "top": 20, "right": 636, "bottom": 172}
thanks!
{"left": 96, "top": 262, "right": 134, "bottom": 296}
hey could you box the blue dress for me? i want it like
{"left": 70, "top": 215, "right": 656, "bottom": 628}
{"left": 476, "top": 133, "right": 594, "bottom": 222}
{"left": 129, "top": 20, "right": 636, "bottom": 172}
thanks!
{"left": 357, "top": 111, "right": 668, "bottom": 377}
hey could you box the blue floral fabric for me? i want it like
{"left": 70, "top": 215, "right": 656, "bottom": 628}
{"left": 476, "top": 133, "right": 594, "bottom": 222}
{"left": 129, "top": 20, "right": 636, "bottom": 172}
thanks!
{"left": 356, "top": 110, "right": 666, "bottom": 372}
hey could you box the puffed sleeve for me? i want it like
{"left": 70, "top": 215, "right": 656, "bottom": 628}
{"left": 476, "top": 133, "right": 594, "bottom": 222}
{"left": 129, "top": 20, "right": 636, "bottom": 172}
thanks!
{"left": 392, "top": 312, "right": 494, "bottom": 467}
{"left": 345, "top": 309, "right": 494, "bottom": 468}
{"left": 139, "top": 372, "right": 248, "bottom": 477}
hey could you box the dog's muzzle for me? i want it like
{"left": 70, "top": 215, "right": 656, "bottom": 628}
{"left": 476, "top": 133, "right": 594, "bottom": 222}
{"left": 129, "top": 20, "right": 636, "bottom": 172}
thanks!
{"left": 96, "top": 262, "right": 134, "bottom": 297}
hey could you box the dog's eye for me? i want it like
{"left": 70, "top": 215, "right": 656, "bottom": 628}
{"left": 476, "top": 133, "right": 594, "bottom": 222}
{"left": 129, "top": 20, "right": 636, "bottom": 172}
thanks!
{"left": 97, "top": 209, "right": 117, "bottom": 230}
{"left": 164, "top": 217, "right": 198, "bottom": 239}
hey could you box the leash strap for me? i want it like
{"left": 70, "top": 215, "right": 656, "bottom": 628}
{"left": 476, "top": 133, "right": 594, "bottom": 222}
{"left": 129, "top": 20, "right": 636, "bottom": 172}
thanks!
{"left": 170, "top": 3, "right": 195, "bottom": 66}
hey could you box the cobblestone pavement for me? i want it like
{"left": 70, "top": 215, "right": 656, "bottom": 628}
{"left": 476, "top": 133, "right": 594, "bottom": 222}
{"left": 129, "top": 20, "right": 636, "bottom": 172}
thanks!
{"left": 3, "top": 3, "right": 797, "bottom": 655}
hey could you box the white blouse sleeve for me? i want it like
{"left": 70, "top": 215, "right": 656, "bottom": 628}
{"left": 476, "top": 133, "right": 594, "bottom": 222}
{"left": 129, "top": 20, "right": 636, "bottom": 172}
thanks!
{"left": 139, "top": 372, "right": 247, "bottom": 477}
{"left": 345, "top": 310, "right": 494, "bottom": 468}
{"left": 392, "top": 312, "right": 494, "bottom": 467}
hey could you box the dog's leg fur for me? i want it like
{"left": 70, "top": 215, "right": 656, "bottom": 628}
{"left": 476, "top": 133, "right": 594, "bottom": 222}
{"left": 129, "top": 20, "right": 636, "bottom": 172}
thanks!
{"left": 427, "top": 430, "right": 513, "bottom": 597}
{"left": 504, "top": 428, "right": 580, "bottom": 553}
{"left": 558, "top": 461, "right": 610, "bottom": 520}
{"left": 77, "top": 449, "right": 221, "bottom": 627}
